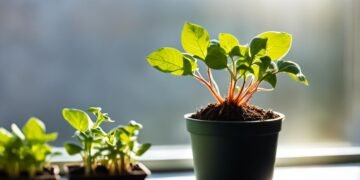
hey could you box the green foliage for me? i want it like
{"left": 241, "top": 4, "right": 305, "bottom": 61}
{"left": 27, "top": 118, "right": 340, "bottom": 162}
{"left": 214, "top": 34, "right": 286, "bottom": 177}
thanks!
{"left": 146, "top": 22, "right": 308, "bottom": 105}
{"left": 0, "top": 118, "right": 58, "bottom": 178}
{"left": 250, "top": 37, "right": 267, "bottom": 58}
{"left": 62, "top": 107, "right": 151, "bottom": 176}
{"left": 219, "top": 33, "right": 239, "bottom": 53}
{"left": 258, "top": 31, "right": 292, "bottom": 60}
{"left": 146, "top": 47, "right": 196, "bottom": 76}
{"left": 62, "top": 108, "right": 92, "bottom": 132}
{"left": 205, "top": 45, "right": 228, "bottom": 69}
{"left": 277, "top": 60, "right": 308, "bottom": 85}
{"left": 181, "top": 21, "right": 210, "bottom": 59}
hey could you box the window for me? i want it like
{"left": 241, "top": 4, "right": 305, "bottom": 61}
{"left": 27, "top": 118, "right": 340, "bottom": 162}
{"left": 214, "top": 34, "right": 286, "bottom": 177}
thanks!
{"left": 0, "top": 0, "right": 359, "bottom": 150}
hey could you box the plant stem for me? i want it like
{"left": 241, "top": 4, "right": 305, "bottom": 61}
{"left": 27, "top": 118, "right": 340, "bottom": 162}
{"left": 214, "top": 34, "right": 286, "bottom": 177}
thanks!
{"left": 236, "top": 78, "right": 254, "bottom": 104}
{"left": 239, "top": 81, "right": 261, "bottom": 105}
{"left": 120, "top": 154, "right": 125, "bottom": 175}
{"left": 234, "top": 77, "right": 246, "bottom": 102}
{"left": 84, "top": 141, "right": 92, "bottom": 176}
{"left": 206, "top": 69, "right": 220, "bottom": 94}
{"left": 226, "top": 66, "right": 237, "bottom": 100}
{"left": 113, "top": 156, "right": 119, "bottom": 175}
{"left": 207, "top": 68, "right": 212, "bottom": 87}
{"left": 193, "top": 75, "right": 224, "bottom": 103}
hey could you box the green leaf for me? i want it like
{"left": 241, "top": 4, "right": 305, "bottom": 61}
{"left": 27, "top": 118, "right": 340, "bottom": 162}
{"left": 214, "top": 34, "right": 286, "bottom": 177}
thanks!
{"left": 277, "top": 60, "right": 308, "bottom": 85}
{"left": 123, "top": 120, "right": 143, "bottom": 136}
{"left": 11, "top": 123, "right": 25, "bottom": 140}
{"left": 250, "top": 37, "right": 267, "bottom": 58}
{"left": 0, "top": 128, "right": 13, "bottom": 145}
{"left": 277, "top": 60, "right": 301, "bottom": 74}
{"left": 88, "top": 107, "right": 114, "bottom": 129}
{"left": 289, "top": 73, "right": 309, "bottom": 86}
{"left": 205, "top": 45, "right": 228, "bottom": 70}
{"left": 62, "top": 108, "right": 91, "bottom": 132}
{"left": 87, "top": 107, "right": 101, "bottom": 113}
{"left": 181, "top": 22, "right": 210, "bottom": 59}
{"left": 31, "top": 144, "right": 52, "bottom": 161}
{"left": 129, "top": 120, "right": 143, "bottom": 129}
{"left": 229, "top": 46, "right": 241, "bottom": 57}
{"left": 263, "top": 74, "right": 277, "bottom": 88}
{"left": 236, "top": 64, "right": 254, "bottom": 77}
{"left": 252, "top": 56, "right": 271, "bottom": 79}
{"left": 90, "top": 127, "right": 107, "bottom": 137}
{"left": 210, "top": 39, "right": 220, "bottom": 47}
{"left": 183, "top": 54, "right": 198, "bottom": 72}
{"left": 219, "top": 33, "right": 239, "bottom": 53}
{"left": 117, "top": 128, "right": 131, "bottom": 144}
{"left": 22, "top": 117, "right": 57, "bottom": 142}
{"left": 136, "top": 143, "right": 151, "bottom": 156}
{"left": 64, "top": 143, "right": 83, "bottom": 155}
{"left": 258, "top": 31, "right": 292, "bottom": 60}
{"left": 146, "top": 47, "right": 195, "bottom": 76}
{"left": 240, "top": 45, "right": 250, "bottom": 57}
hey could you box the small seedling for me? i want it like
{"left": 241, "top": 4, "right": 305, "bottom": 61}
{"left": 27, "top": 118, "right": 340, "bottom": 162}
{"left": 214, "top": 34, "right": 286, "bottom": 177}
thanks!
{"left": 146, "top": 22, "right": 308, "bottom": 105}
{"left": 0, "top": 117, "right": 58, "bottom": 178}
{"left": 63, "top": 107, "right": 151, "bottom": 176}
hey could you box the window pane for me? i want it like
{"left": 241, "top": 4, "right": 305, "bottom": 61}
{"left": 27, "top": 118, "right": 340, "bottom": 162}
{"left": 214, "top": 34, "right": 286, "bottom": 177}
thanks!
{"left": 0, "top": 0, "right": 356, "bottom": 146}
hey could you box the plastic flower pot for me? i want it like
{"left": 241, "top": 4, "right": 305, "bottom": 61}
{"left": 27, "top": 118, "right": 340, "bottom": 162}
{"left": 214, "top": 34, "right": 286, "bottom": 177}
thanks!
{"left": 185, "top": 112, "right": 284, "bottom": 180}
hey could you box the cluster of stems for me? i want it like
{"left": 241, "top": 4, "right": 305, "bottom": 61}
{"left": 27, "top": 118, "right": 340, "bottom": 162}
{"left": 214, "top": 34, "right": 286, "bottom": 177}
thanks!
{"left": 193, "top": 61, "right": 269, "bottom": 106}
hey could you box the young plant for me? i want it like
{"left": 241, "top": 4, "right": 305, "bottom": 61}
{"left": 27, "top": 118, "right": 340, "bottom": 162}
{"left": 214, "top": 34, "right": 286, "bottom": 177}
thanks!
{"left": 95, "top": 121, "right": 151, "bottom": 175}
{"left": 146, "top": 22, "right": 308, "bottom": 106}
{"left": 63, "top": 107, "right": 151, "bottom": 176}
{"left": 0, "top": 117, "right": 58, "bottom": 178}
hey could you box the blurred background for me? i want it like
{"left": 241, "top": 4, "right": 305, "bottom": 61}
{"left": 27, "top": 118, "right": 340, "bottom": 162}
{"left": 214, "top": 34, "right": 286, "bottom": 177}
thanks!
{"left": 0, "top": 0, "right": 359, "bottom": 147}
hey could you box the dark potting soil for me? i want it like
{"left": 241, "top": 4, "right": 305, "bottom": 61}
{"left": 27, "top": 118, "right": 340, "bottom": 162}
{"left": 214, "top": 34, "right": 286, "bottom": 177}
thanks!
{"left": 67, "top": 164, "right": 148, "bottom": 180}
{"left": 0, "top": 166, "right": 59, "bottom": 180}
{"left": 191, "top": 101, "right": 279, "bottom": 121}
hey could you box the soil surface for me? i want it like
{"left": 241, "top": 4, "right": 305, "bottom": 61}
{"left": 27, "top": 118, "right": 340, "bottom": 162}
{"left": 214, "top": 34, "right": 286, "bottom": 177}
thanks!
{"left": 191, "top": 101, "right": 279, "bottom": 121}
{"left": 68, "top": 164, "right": 146, "bottom": 177}
{"left": 0, "top": 166, "right": 59, "bottom": 180}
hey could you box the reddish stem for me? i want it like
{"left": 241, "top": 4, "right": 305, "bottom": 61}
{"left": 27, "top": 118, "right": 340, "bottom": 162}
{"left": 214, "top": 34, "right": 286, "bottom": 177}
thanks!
{"left": 194, "top": 75, "right": 224, "bottom": 103}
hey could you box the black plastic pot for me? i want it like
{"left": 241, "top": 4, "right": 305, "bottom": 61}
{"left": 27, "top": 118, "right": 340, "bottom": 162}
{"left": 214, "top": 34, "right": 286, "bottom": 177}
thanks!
{"left": 185, "top": 112, "right": 284, "bottom": 180}
{"left": 65, "top": 163, "right": 150, "bottom": 180}
{"left": 0, "top": 166, "right": 60, "bottom": 180}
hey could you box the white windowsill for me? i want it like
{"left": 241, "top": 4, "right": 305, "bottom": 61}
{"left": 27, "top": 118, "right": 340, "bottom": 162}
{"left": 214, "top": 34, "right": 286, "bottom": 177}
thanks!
{"left": 53, "top": 144, "right": 360, "bottom": 172}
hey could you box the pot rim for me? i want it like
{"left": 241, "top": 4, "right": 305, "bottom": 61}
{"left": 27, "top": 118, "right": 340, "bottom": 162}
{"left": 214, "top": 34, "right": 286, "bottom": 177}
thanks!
{"left": 184, "top": 111, "right": 285, "bottom": 123}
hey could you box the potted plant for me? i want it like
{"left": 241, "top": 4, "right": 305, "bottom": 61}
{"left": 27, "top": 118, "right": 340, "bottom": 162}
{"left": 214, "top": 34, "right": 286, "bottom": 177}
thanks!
{"left": 146, "top": 22, "right": 308, "bottom": 180}
{"left": 62, "top": 107, "right": 151, "bottom": 180}
{"left": 0, "top": 117, "right": 60, "bottom": 180}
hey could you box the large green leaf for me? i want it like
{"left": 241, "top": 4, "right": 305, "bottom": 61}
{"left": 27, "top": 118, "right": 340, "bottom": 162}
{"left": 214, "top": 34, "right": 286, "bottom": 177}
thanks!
{"left": 146, "top": 47, "right": 195, "bottom": 76}
{"left": 181, "top": 22, "right": 210, "bottom": 59}
{"left": 250, "top": 37, "right": 267, "bottom": 58}
{"left": 64, "top": 143, "right": 83, "bottom": 155}
{"left": 22, "top": 117, "right": 57, "bottom": 142}
{"left": 205, "top": 45, "right": 228, "bottom": 70}
{"left": 219, "top": 33, "right": 239, "bottom": 53}
{"left": 277, "top": 60, "right": 308, "bottom": 85}
{"left": 62, "top": 108, "right": 91, "bottom": 132}
{"left": 258, "top": 31, "right": 292, "bottom": 60}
